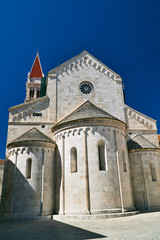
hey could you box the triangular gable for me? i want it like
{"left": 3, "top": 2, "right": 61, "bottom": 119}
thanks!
{"left": 52, "top": 100, "right": 122, "bottom": 130}
{"left": 127, "top": 134, "right": 159, "bottom": 150}
{"left": 48, "top": 51, "right": 121, "bottom": 81}
{"left": 8, "top": 127, "right": 54, "bottom": 147}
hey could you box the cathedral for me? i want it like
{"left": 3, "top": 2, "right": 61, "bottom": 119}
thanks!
{"left": 1, "top": 51, "right": 160, "bottom": 218}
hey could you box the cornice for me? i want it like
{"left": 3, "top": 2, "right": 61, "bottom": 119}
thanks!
{"left": 52, "top": 118, "right": 126, "bottom": 135}
{"left": 7, "top": 140, "right": 55, "bottom": 149}
{"left": 48, "top": 51, "right": 122, "bottom": 82}
{"left": 125, "top": 104, "right": 156, "bottom": 122}
{"left": 128, "top": 148, "right": 160, "bottom": 153}
{"left": 8, "top": 122, "right": 54, "bottom": 125}
{"left": 127, "top": 129, "right": 157, "bottom": 133}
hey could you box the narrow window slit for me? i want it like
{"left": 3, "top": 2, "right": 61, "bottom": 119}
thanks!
{"left": 70, "top": 147, "right": 77, "bottom": 173}
{"left": 122, "top": 150, "right": 127, "bottom": 172}
{"left": 30, "top": 88, "right": 34, "bottom": 98}
{"left": 25, "top": 158, "right": 32, "bottom": 179}
{"left": 150, "top": 163, "right": 157, "bottom": 181}
{"left": 98, "top": 140, "right": 106, "bottom": 171}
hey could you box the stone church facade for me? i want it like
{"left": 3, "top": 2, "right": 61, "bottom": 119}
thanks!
{"left": 1, "top": 51, "right": 160, "bottom": 218}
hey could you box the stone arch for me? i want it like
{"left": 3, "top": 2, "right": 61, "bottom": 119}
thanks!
{"left": 12, "top": 116, "right": 17, "bottom": 121}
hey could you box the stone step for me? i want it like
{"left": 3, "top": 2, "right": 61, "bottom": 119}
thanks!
{"left": 52, "top": 211, "right": 140, "bottom": 220}
{"left": 0, "top": 211, "right": 140, "bottom": 222}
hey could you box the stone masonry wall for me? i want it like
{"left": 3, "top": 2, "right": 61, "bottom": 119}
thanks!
{"left": 1, "top": 146, "right": 55, "bottom": 217}
{"left": 129, "top": 151, "right": 160, "bottom": 210}
{"left": 47, "top": 53, "right": 125, "bottom": 123}
{"left": 125, "top": 105, "right": 158, "bottom": 147}
{"left": 54, "top": 124, "right": 134, "bottom": 215}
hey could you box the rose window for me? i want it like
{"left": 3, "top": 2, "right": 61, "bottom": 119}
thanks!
{"left": 80, "top": 82, "right": 93, "bottom": 94}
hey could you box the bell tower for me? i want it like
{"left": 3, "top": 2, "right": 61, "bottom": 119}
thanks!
{"left": 25, "top": 52, "right": 44, "bottom": 102}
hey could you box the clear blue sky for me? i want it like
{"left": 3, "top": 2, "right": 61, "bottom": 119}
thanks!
{"left": 0, "top": 0, "right": 160, "bottom": 159}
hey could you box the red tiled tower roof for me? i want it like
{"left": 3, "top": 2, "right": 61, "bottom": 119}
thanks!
{"left": 0, "top": 159, "right": 5, "bottom": 165}
{"left": 30, "top": 52, "right": 43, "bottom": 78}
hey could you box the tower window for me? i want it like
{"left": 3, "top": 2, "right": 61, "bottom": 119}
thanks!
{"left": 98, "top": 140, "right": 106, "bottom": 170}
{"left": 37, "top": 88, "right": 40, "bottom": 98}
{"left": 30, "top": 88, "right": 34, "bottom": 98}
{"left": 70, "top": 147, "right": 77, "bottom": 173}
{"left": 150, "top": 163, "right": 157, "bottom": 181}
{"left": 25, "top": 158, "right": 32, "bottom": 179}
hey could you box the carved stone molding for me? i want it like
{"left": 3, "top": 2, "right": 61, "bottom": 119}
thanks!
{"left": 48, "top": 54, "right": 121, "bottom": 82}
{"left": 126, "top": 108, "right": 153, "bottom": 130}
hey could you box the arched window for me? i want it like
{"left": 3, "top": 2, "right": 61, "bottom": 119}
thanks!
{"left": 122, "top": 150, "right": 127, "bottom": 172}
{"left": 98, "top": 140, "right": 106, "bottom": 170}
{"left": 150, "top": 163, "right": 157, "bottom": 181}
{"left": 37, "top": 88, "right": 40, "bottom": 98}
{"left": 30, "top": 88, "right": 34, "bottom": 98}
{"left": 25, "top": 158, "right": 32, "bottom": 179}
{"left": 70, "top": 147, "right": 77, "bottom": 173}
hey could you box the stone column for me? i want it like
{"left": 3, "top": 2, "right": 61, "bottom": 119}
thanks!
{"left": 26, "top": 86, "right": 30, "bottom": 100}
{"left": 84, "top": 129, "right": 90, "bottom": 214}
{"left": 139, "top": 154, "right": 149, "bottom": 209}
{"left": 40, "top": 148, "right": 45, "bottom": 215}
{"left": 34, "top": 87, "right": 37, "bottom": 99}
{"left": 10, "top": 150, "right": 18, "bottom": 215}
{"left": 114, "top": 130, "right": 124, "bottom": 213}
{"left": 61, "top": 135, "right": 65, "bottom": 215}
{"left": 124, "top": 137, "right": 135, "bottom": 210}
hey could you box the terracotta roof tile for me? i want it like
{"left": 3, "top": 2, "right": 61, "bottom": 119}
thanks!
{"left": 0, "top": 160, "right": 5, "bottom": 165}
{"left": 30, "top": 53, "right": 43, "bottom": 78}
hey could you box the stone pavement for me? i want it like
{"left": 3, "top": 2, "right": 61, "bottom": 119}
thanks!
{"left": 0, "top": 212, "right": 160, "bottom": 240}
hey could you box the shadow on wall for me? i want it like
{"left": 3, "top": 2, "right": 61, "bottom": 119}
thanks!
{"left": 0, "top": 158, "right": 38, "bottom": 216}
{"left": 0, "top": 164, "right": 4, "bottom": 202}
{"left": 55, "top": 146, "right": 62, "bottom": 214}
{"left": 0, "top": 219, "right": 106, "bottom": 240}
{"left": 0, "top": 151, "right": 63, "bottom": 216}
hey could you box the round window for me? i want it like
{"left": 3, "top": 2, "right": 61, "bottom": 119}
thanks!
{"left": 80, "top": 82, "right": 93, "bottom": 94}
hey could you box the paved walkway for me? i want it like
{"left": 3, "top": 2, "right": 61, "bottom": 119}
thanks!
{"left": 0, "top": 212, "right": 160, "bottom": 240}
